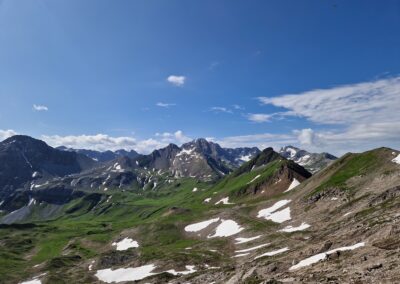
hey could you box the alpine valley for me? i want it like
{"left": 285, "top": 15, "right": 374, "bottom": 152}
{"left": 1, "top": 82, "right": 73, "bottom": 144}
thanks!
{"left": 1, "top": 135, "right": 400, "bottom": 283}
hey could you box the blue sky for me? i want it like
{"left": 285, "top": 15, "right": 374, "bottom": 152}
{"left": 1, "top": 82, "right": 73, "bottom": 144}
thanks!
{"left": 1, "top": 0, "right": 400, "bottom": 154}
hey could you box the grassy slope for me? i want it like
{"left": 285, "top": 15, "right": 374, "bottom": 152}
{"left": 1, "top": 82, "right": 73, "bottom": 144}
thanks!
{"left": 309, "top": 148, "right": 384, "bottom": 196}
{"left": 0, "top": 159, "right": 293, "bottom": 282}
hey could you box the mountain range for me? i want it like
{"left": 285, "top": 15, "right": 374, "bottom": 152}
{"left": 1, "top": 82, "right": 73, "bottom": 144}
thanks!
{"left": 1, "top": 135, "right": 399, "bottom": 283}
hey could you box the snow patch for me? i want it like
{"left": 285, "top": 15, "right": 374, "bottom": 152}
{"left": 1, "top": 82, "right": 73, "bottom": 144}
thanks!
{"left": 95, "top": 264, "right": 157, "bottom": 283}
{"left": 285, "top": 178, "right": 300, "bottom": 192}
{"left": 289, "top": 242, "right": 365, "bottom": 271}
{"left": 20, "top": 280, "right": 41, "bottom": 284}
{"left": 235, "top": 235, "right": 262, "bottom": 244}
{"left": 203, "top": 198, "right": 211, "bottom": 203}
{"left": 235, "top": 243, "right": 270, "bottom": 253}
{"left": 254, "top": 247, "right": 289, "bottom": 259}
{"left": 279, "top": 222, "right": 310, "bottom": 232}
{"left": 176, "top": 147, "right": 196, "bottom": 157}
{"left": 28, "top": 198, "right": 36, "bottom": 206}
{"left": 112, "top": 238, "right": 139, "bottom": 251}
{"left": 391, "top": 154, "right": 400, "bottom": 164}
{"left": 257, "top": 200, "right": 292, "bottom": 223}
{"left": 232, "top": 253, "right": 249, "bottom": 258}
{"left": 215, "top": 197, "right": 234, "bottom": 205}
{"left": 32, "top": 171, "right": 40, "bottom": 178}
{"left": 192, "top": 187, "right": 198, "bottom": 192}
{"left": 165, "top": 265, "right": 196, "bottom": 276}
{"left": 184, "top": 218, "right": 220, "bottom": 232}
{"left": 88, "top": 260, "right": 95, "bottom": 271}
{"left": 247, "top": 174, "right": 261, "bottom": 184}
{"left": 208, "top": 219, "right": 244, "bottom": 238}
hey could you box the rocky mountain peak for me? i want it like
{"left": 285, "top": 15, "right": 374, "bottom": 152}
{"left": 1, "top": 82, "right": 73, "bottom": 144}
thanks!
{"left": 279, "top": 145, "right": 337, "bottom": 173}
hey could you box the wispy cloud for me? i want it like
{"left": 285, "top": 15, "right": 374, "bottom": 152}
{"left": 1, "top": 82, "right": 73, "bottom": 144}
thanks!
{"left": 167, "top": 75, "right": 186, "bottom": 87}
{"left": 253, "top": 76, "right": 400, "bottom": 154}
{"left": 156, "top": 102, "right": 176, "bottom": 108}
{"left": 232, "top": 104, "right": 244, "bottom": 110}
{"left": 209, "top": 107, "right": 233, "bottom": 114}
{"left": 33, "top": 104, "right": 48, "bottom": 111}
{"left": 247, "top": 113, "right": 271, "bottom": 123}
{"left": 209, "top": 61, "right": 220, "bottom": 70}
{"left": 258, "top": 76, "right": 400, "bottom": 125}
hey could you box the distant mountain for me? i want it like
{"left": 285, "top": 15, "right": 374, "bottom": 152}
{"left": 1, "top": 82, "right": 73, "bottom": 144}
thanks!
{"left": 0, "top": 135, "right": 96, "bottom": 200}
{"left": 57, "top": 146, "right": 140, "bottom": 162}
{"left": 279, "top": 145, "right": 337, "bottom": 173}
{"left": 137, "top": 138, "right": 260, "bottom": 180}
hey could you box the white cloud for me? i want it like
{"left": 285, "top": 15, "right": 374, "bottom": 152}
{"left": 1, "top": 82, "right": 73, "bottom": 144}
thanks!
{"left": 33, "top": 104, "right": 48, "bottom": 111}
{"left": 258, "top": 76, "right": 400, "bottom": 125}
{"left": 213, "top": 133, "right": 295, "bottom": 151}
{"left": 209, "top": 107, "right": 232, "bottom": 114}
{"left": 295, "top": 128, "right": 317, "bottom": 146}
{"left": 294, "top": 122, "right": 400, "bottom": 155}
{"left": 42, "top": 134, "right": 138, "bottom": 152}
{"left": 156, "top": 102, "right": 176, "bottom": 108}
{"left": 167, "top": 75, "right": 185, "bottom": 87}
{"left": 0, "top": 129, "right": 18, "bottom": 141}
{"left": 247, "top": 113, "right": 271, "bottom": 123}
{"left": 155, "top": 130, "right": 191, "bottom": 144}
{"left": 255, "top": 77, "right": 400, "bottom": 154}
{"left": 41, "top": 130, "right": 192, "bottom": 154}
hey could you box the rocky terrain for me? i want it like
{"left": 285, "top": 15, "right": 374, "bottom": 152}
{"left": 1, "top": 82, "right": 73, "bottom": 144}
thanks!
{"left": 279, "top": 145, "right": 337, "bottom": 173}
{"left": 0, "top": 136, "right": 399, "bottom": 283}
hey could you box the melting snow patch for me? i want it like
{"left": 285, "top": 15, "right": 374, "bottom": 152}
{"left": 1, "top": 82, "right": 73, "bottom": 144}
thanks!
{"left": 257, "top": 200, "right": 292, "bottom": 223}
{"left": 20, "top": 280, "right": 41, "bottom": 284}
{"left": 279, "top": 222, "right": 310, "bottom": 232}
{"left": 184, "top": 218, "right": 220, "bottom": 232}
{"left": 215, "top": 197, "right": 234, "bottom": 205}
{"left": 235, "top": 243, "right": 270, "bottom": 253}
{"left": 176, "top": 147, "right": 196, "bottom": 157}
{"left": 165, "top": 265, "right": 196, "bottom": 276}
{"left": 95, "top": 264, "right": 157, "bottom": 283}
{"left": 192, "top": 187, "right": 198, "bottom": 192}
{"left": 208, "top": 220, "right": 244, "bottom": 238}
{"left": 289, "top": 242, "right": 365, "bottom": 271}
{"left": 28, "top": 198, "right": 36, "bottom": 206}
{"left": 254, "top": 247, "right": 289, "bottom": 259}
{"left": 32, "top": 171, "right": 40, "bottom": 178}
{"left": 247, "top": 175, "right": 261, "bottom": 184}
{"left": 88, "top": 260, "right": 95, "bottom": 271}
{"left": 235, "top": 235, "right": 262, "bottom": 244}
{"left": 331, "top": 197, "right": 338, "bottom": 201}
{"left": 285, "top": 179, "right": 300, "bottom": 192}
{"left": 343, "top": 212, "right": 353, "bottom": 217}
{"left": 203, "top": 198, "right": 211, "bottom": 203}
{"left": 233, "top": 253, "right": 249, "bottom": 258}
{"left": 392, "top": 154, "right": 400, "bottom": 164}
{"left": 112, "top": 238, "right": 139, "bottom": 251}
